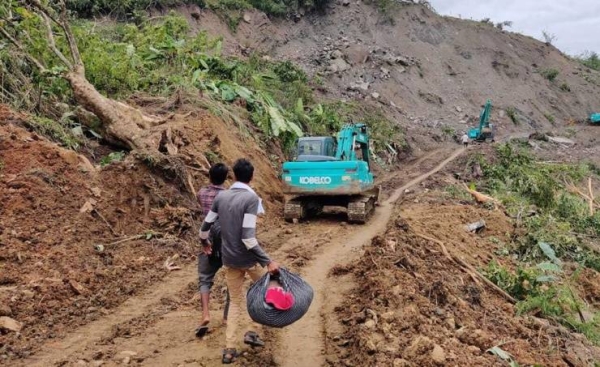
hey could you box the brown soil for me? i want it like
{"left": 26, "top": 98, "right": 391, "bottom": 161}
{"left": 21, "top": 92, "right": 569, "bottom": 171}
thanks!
{"left": 326, "top": 192, "right": 600, "bottom": 367}
{"left": 0, "top": 108, "right": 284, "bottom": 362}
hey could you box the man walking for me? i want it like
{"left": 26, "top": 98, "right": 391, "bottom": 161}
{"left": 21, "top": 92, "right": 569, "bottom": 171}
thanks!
{"left": 196, "top": 163, "right": 230, "bottom": 338}
{"left": 199, "top": 158, "right": 280, "bottom": 364}
{"left": 461, "top": 132, "right": 469, "bottom": 148}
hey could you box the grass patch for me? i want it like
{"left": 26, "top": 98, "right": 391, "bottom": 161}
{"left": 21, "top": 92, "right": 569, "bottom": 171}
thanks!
{"left": 560, "top": 82, "right": 571, "bottom": 92}
{"left": 100, "top": 152, "right": 126, "bottom": 167}
{"left": 544, "top": 113, "right": 555, "bottom": 124}
{"left": 540, "top": 68, "right": 560, "bottom": 82}
{"left": 505, "top": 107, "right": 519, "bottom": 125}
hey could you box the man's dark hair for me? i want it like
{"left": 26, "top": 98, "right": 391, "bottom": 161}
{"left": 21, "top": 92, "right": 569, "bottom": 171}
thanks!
{"left": 209, "top": 163, "right": 229, "bottom": 185}
{"left": 233, "top": 158, "right": 254, "bottom": 183}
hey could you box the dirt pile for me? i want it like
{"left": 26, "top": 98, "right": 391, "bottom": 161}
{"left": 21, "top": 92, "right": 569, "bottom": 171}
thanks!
{"left": 0, "top": 108, "right": 284, "bottom": 361}
{"left": 327, "top": 193, "right": 600, "bottom": 366}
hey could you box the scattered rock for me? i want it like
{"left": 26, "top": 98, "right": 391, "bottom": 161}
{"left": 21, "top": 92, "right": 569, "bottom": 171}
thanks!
{"left": 328, "top": 58, "right": 350, "bottom": 73}
{"left": 393, "top": 359, "right": 410, "bottom": 367}
{"left": 467, "top": 345, "right": 482, "bottom": 355}
{"left": 371, "top": 92, "right": 380, "bottom": 99}
{"left": 75, "top": 360, "right": 88, "bottom": 366}
{"left": 404, "top": 335, "right": 433, "bottom": 359}
{"left": 243, "top": 13, "right": 252, "bottom": 24}
{"left": 91, "top": 187, "right": 102, "bottom": 197}
{"left": 69, "top": 279, "right": 87, "bottom": 295}
{"left": 445, "top": 317, "right": 456, "bottom": 329}
{"left": 342, "top": 0, "right": 351, "bottom": 5}
{"left": 431, "top": 344, "right": 446, "bottom": 365}
{"left": 285, "top": 228, "right": 293, "bottom": 234}
{"left": 418, "top": 91, "right": 443, "bottom": 105}
{"left": 548, "top": 136, "right": 575, "bottom": 145}
{"left": 0, "top": 316, "right": 22, "bottom": 332}
{"left": 364, "top": 319, "right": 376, "bottom": 329}
{"left": 349, "top": 81, "right": 370, "bottom": 92}
{"left": 122, "top": 356, "right": 131, "bottom": 365}
{"left": 0, "top": 304, "right": 12, "bottom": 317}
{"left": 331, "top": 49, "right": 344, "bottom": 59}
{"left": 455, "top": 106, "right": 462, "bottom": 112}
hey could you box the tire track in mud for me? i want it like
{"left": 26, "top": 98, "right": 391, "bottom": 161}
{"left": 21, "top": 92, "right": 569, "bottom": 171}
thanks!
{"left": 16, "top": 147, "right": 463, "bottom": 367}
{"left": 274, "top": 147, "right": 465, "bottom": 367}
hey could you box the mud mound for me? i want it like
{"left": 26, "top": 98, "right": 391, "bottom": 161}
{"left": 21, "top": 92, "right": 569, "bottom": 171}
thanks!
{"left": 0, "top": 110, "right": 284, "bottom": 361}
{"left": 328, "top": 195, "right": 600, "bottom": 366}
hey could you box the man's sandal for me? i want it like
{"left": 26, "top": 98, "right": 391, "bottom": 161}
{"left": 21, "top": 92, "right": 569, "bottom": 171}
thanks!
{"left": 243, "top": 331, "right": 265, "bottom": 347}
{"left": 195, "top": 320, "right": 210, "bottom": 338}
{"left": 222, "top": 348, "right": 239, "bottom": 364}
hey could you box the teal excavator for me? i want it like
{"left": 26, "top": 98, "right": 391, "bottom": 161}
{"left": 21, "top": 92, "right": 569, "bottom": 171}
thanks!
{"left": 281, "top": 123, "right": 379, "bottom": 223}
{"left": 468, "top": 99, "right": 496, "bottom": 142}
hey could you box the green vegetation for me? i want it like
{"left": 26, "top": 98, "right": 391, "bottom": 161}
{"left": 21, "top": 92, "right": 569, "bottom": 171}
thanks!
{"left": 441, "top": 126, "right": 455, "bottom": 138}
{"left": 66, "top": 0, "right": 331, "bottom": 20}
{"left": 0, "top": 10, "right": 399, "bottom": 154}
{"left": 100, "top": 151, "right": 126, "bottom": 166}
{"left": 66, "top": 0, "right": 204, "bottom": 18}
{"left": 577, "top": 51, "right": 600, "bottom": 71}
{"left": 544, "top": 112, "right": 555, "bottom": 124}
{"left": 560, "top": 82, "right": 571, "bottom": 92}
{"left": 505, "top": 107, "right": 519, "bottom": 124}
{"left": 540, "top": 68, "right": 560, "bottom": 82}
{"left": 473, "top": 144, "right": 600, "bottom": 343}
{"left": 25, "top": 116, "right": 81, "bottom": 150}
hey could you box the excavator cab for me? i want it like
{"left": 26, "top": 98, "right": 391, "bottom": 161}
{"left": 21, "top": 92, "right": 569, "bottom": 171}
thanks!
{"left": 296, "top": 137, "right": 337, "bottom": 161}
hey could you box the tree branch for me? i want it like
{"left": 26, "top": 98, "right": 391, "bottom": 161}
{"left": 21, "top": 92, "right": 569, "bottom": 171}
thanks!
{"left": 28, "top": 0, "right": 83, "bottom": 68}
{"left": 40, "top": 12, "right": 72, "bottom": 69}
{"left": 0, "top": 26, "right": 46, "bottom": 71}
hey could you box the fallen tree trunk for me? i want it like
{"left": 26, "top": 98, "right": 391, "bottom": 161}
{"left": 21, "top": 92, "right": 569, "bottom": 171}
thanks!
{"left": 0, "top": 1, "right": 195, "bottom": 194}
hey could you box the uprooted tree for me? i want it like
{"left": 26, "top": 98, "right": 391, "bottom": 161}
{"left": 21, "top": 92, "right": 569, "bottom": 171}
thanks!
{"left": 0, "top": 0, "right": 196, "bottom": 193}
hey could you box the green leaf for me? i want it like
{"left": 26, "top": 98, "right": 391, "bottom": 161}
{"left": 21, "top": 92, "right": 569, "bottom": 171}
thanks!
{"left": 220, "top": 84, "right": 237, "bottom": 101}
{"left": 267, "top": 106, "right": 286, "bottom": 136}
{"left": 539, "top": 242, "right": 562, "bottom": 265}
{"left": 295, "top": 98, "right": 304, "bottom": 115}
{"left": 535, "top": 275, "right": 557, "bottom": 283}
{"left": 233, "top": 85, "right": 254, "bottom": 103}
{"left": 536, "top": 262, "right": 562, "bottom": 273}
{"left": 487, "top": 346, "right": 519, "bottom": 366}
{"left": 126, "top": 44, "right": 135, "bottom": 57}
{"left": 192, "top": 69, "right": 204, "bottom": 84}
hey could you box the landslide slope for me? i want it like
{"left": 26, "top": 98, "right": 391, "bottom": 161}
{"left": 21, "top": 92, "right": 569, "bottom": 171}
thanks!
{"left": 180, "top": 1, "right": 600, "bottom": 149}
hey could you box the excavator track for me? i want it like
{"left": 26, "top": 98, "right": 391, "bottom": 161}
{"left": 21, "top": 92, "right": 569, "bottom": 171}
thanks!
{"left": 284, "top": 198, "right": 305, "bottom": 222}
{"left": 347, "top": 195, "right": 376, "bottom": 223}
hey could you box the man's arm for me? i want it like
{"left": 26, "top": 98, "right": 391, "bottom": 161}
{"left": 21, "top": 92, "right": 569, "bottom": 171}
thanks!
{"left": 199, "top": 196, "right": 219, "bottom": 246}
{"left": 241, "top": 196, "right": 273, "bottom": 267}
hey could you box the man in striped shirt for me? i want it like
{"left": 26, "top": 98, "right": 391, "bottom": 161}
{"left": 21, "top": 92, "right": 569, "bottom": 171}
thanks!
{"left": 200, "top": 158, "right": 279, "bottom": 364}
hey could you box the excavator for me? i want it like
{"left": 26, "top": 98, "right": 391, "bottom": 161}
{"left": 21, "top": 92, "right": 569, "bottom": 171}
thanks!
{"left": 468, "top": 99, "right": 496, "bottom": 142}
{"left": 281, "top": 123, "right": 380, "bottom": 223}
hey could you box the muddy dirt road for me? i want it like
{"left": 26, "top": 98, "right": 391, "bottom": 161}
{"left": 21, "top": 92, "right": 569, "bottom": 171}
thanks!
{"left": 17, "top": 147, "right": 464, "bottom": 367}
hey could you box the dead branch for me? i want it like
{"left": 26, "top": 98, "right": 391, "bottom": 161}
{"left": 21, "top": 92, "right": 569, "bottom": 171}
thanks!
{"left": 39, "top": 12, "right": 72, "bottom": 69}
{"left": 0, "top": 26, "right": 46, "bottom": 71}
{"left": 413, "top": 231, "right": 517, "bottom": 304}
{"left": 588, "top": 177, "right": 595, "bottom": 216}
{"left": 108, "top": 234, "right": 146, "bottom": 246}
{"left": 92, "top": 209, "right": 119, "bottom": 236}
{"left": 462, "top": 183, "right": 502, "bottom": 206}
{"left": 28, "top": 0, "right": 82, "bottom": 67}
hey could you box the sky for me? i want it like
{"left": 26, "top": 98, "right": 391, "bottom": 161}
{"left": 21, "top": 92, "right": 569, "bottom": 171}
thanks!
{"left": 428, "top": 0, "right": 600, "bottom": 56}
